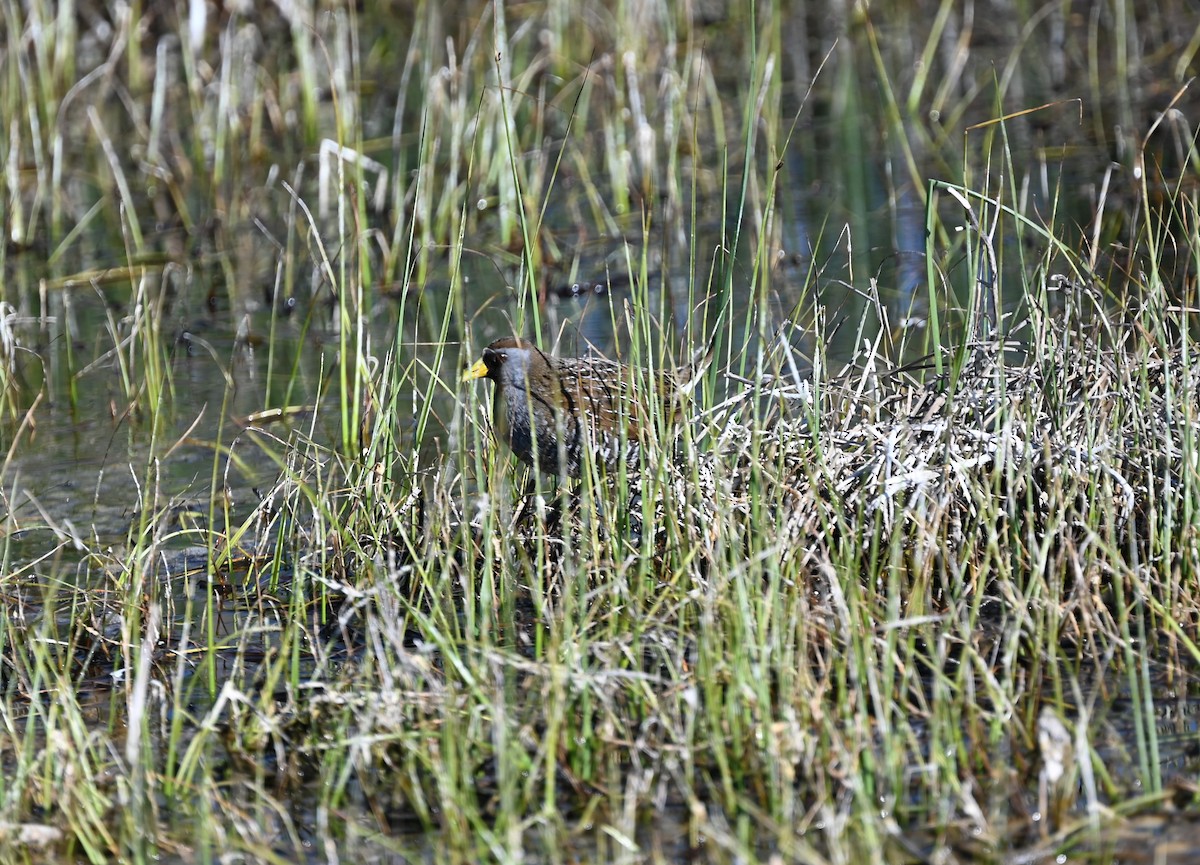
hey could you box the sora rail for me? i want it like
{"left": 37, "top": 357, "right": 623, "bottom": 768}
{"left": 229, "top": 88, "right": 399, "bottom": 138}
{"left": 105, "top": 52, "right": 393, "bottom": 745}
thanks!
{"left": 462, "top": 337, "right": 701, "bottom": 478}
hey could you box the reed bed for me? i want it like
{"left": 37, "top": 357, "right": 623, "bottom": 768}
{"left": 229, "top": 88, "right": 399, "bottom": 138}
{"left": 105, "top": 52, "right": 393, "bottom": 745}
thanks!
{"left": 1, "top": 0, "right": 1198, "bottom": 863}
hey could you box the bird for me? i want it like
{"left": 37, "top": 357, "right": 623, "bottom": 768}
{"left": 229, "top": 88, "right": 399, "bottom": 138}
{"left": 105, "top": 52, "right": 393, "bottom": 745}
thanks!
{"left": 461, "top": 337, "right": 709, "bottom": 478}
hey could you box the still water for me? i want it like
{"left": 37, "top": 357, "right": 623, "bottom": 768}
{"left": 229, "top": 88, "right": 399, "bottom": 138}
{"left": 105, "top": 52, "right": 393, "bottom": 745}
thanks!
{"left": 1, "top": 1, "right": 1197, "bottom": 861}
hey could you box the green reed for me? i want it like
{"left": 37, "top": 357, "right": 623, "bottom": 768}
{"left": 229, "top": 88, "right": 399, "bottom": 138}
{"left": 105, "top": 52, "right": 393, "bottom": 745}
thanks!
{"left": 0, "top": 0, "right": 1198, "bottom": 862}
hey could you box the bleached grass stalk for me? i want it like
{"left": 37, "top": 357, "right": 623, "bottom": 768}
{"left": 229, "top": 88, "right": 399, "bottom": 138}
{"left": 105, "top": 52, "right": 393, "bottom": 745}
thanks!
{"left": 0, "top": 1, "right": 1196, "bottom": 863}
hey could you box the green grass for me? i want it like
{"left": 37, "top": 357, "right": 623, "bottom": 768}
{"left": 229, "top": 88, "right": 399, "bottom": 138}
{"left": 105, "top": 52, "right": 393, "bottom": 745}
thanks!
{"left": 0, "top": 1, "right": 1198, "bottom": 863}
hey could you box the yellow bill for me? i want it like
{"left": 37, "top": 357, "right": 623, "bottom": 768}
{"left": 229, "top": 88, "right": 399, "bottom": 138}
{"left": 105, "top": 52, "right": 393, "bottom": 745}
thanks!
{"left": 461, "top": 359, "right": 489, "bottom": 382}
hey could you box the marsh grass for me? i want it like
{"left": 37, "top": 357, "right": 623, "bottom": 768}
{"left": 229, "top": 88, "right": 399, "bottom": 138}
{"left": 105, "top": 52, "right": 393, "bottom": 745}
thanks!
{"left": 1, "top": 0, "right": 1199, "bottom": 863}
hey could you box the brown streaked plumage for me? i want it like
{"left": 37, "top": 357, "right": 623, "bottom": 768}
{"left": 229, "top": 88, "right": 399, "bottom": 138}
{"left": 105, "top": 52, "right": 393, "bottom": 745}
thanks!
{"left": 462, "top": 337, "right": 704, "bottom": 478}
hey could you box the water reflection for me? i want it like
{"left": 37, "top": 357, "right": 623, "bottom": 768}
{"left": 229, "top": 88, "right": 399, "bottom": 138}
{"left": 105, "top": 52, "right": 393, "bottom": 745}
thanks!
{"left": 2, "top": 2, "right": 1198, "bottom": 859}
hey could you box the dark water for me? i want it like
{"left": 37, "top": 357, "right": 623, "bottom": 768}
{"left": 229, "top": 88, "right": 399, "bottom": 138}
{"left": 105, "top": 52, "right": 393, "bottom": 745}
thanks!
{"left": 2, "top": 1, "right": 1199, "bottom": 861}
